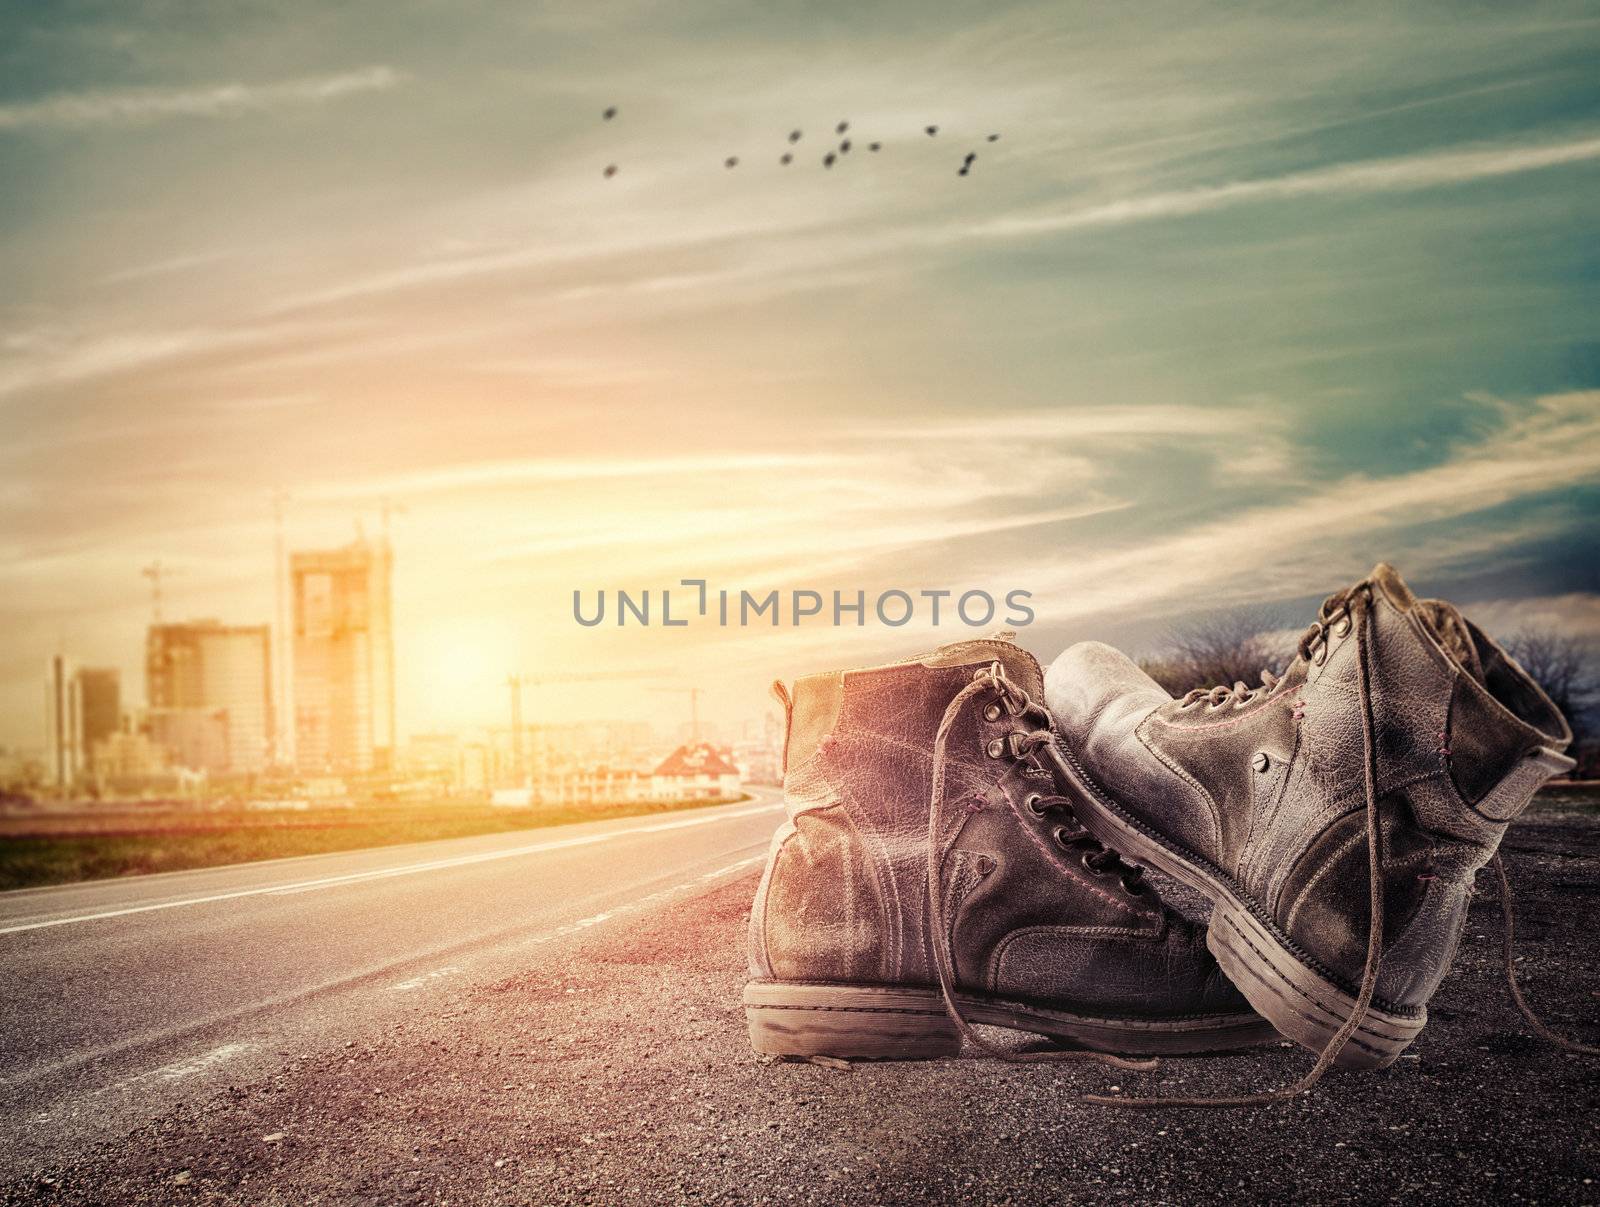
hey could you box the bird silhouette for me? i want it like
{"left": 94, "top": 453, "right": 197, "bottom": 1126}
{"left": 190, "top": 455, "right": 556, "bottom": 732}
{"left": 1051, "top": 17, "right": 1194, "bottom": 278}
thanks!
{"left": 603, "top": 106, "right": 617, "bottom": 121}
{"left": 987, "top": 133, "right": 999, "bottom": 142}
{"left": 823, "top": 152, "right": 836, "bottom": 168}
{"left": 836, "top": 120, "right": 849, "bottom": 134}
{"left": 603, "top": 164, "right": 618, "bottom": 178}
{"left": 780, "top": 152, "right": 793, "bottom": 165}
{"left": 868, "top": 141, "right": 881, "bottom": 152}
{"left": 840, "top": 139, "right": 851, "bottom": 153}
{"left": 789, "top": 129, "right": 802, "bottom": 143}
{"left": 725, "top": 156, "right": 739, "bottom": 168}
{"left": 926, "top": 125, "right": 939, "bottom": 136}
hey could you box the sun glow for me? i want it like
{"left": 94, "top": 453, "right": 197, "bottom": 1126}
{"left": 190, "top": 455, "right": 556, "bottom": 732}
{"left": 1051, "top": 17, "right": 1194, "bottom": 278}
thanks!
{"left": 406, "top": 616, "right": 517, "bottom": 732}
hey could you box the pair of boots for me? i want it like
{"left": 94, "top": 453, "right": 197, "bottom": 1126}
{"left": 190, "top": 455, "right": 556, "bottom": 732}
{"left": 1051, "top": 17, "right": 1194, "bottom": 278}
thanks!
{"left": 743, "top": 565, "right": 1582, "bottom": 1099}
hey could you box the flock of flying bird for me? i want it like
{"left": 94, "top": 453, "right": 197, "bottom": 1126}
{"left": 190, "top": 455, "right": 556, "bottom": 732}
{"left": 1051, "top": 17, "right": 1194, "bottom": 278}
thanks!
{"left": 597, "top": 106, "right": 999, "bottom": 179}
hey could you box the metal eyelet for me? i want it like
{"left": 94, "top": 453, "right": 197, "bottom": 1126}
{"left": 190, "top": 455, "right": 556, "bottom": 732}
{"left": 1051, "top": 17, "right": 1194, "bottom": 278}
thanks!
{"left": 1024, "top": 792, "right": 1047, "bottom": 817}
{"left": 983, "top": 703, "right": 1003, "bottom": 722}
{"left": 986, "top": 738, "right": 1006, "bottom": 758}
{"left": 1334, "top": 615, "right": 1352, "bottom": 638}
{"left": 1080, "top": 851, "right": 1101, "bottom": 874}
{"left": 1051, "top": 825, "right": 1069, "bottom": 848}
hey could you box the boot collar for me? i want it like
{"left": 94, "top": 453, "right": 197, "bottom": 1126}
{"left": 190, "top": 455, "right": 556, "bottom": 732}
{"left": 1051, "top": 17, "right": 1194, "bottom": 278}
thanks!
{"left": 1364, "top": 563, "right": 1570, "bottom": 748}
{"left": 916, "top": 635, "right": 1045, "bottom": 700}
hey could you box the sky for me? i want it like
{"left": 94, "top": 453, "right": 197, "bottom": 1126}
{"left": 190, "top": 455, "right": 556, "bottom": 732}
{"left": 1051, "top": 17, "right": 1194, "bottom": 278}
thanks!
{"left": 2, "top": 1, "right": 1598, "bottom": 747}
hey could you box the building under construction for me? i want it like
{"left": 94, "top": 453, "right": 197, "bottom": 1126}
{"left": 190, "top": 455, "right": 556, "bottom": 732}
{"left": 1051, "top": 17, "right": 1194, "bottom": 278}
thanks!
{"left": 290, "top": 536, "right": 396, "bottom": 774}
{"left": 145, "top": 621, "right": 273, "bottom": 775}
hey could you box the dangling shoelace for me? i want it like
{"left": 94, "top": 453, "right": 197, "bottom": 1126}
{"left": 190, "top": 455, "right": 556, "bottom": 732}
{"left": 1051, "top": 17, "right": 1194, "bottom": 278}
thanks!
{"left": 923, "top": 665, "right": 1156, "bottom": 1071}
{"left": 1087, "top": 582, "right": 1595, "bottom": 1109}
{"left": 1492, "top": 853, "right": 1600, "bottom": 1056}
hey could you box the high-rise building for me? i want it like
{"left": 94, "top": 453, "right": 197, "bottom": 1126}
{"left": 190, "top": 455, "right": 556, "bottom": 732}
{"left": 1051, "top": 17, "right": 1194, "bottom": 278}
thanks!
{"left": 146, "top": 621, "right": 274, "bottom": 774}
{"left": 291, "top": 537, "right": 395, "bottom": 773}
{"left": 76, "top": 667, "right": 120, "bottom": 770}
{"left": 45, "top": 654, "right": 81, "bottom": 787}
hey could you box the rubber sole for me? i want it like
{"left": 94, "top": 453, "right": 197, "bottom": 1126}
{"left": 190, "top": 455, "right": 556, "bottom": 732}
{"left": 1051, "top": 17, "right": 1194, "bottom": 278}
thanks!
{"left": 743, "top": 981, "right": 1278, "bottom": 1061}
{"left": 1049, "top": 741, "right": 1424, "bottom": 1069}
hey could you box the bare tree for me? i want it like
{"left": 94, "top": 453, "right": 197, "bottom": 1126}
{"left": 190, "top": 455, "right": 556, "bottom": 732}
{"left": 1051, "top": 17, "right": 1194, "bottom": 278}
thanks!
{"left": 1504, "top": 628, "right": 1598, "bottom": 772}
{"left": 1140, "top": 609, "right": 1289, "bottom": 697}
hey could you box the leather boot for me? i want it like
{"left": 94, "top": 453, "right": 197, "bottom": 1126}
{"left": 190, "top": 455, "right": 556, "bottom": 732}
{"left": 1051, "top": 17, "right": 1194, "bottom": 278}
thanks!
{"left": 743, "top": 635, "right": 1274, "bottom": 1060}
{"left": 1045, "top": 564, "right": 1574, "bottom": 1069}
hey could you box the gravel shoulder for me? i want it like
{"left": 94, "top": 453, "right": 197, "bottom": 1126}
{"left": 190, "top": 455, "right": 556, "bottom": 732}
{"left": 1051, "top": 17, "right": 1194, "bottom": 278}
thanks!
{"left": 6, "top": 805, "right": 1598, "bottom": 1206}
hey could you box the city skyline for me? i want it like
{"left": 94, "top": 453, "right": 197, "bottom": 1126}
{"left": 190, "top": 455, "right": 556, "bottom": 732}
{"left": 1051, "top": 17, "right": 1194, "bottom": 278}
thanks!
{"left": 20, "top": 527, "right": 751, "bottom": 769}
{"left": 28, "top": 631, "right": 762, "bottom": 798}
{"left": 22, "top": 521, "right": 778, "bottom": 791}
{"left": 3, "top": 3, "right": 1599, "bottom": 750}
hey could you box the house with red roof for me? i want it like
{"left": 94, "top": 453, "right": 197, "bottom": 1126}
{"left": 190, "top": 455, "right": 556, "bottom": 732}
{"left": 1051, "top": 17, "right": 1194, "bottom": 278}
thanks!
{"left": 648, "top": 741, "right": 741, "bottom": 801}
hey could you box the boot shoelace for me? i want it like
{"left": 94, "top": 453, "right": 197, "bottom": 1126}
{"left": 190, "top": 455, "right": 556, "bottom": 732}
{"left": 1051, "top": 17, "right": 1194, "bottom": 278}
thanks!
{"left": 1012, "top": 731, "right": 1148, "bottom": 896}
{"left": 1092, "top": 582, "right": 1596, "bottom": 1110}
{"left": 1178, "top": 587, "right": 1359, "bottom": 710}
{"left": 924, "top": 665, "right": 1156, "bottom": 1071}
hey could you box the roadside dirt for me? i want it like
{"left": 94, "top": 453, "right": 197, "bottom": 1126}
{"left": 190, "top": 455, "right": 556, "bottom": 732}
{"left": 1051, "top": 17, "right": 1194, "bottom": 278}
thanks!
{"left": 6, "top": 804, "right": 1598, "bottom": 1206}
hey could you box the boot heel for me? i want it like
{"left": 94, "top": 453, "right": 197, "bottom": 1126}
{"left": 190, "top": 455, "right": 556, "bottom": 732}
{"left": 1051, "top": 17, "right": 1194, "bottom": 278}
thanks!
{"left": 1206, "top": 902, "right": 1425, "bottom": 1070}
{"left": 742, "top": 982, "right": 959, "bottom": 1060}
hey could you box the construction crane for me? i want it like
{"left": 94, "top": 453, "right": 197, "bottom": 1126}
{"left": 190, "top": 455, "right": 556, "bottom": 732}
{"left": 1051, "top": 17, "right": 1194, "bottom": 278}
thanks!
{"left": 379, "top": 496, "right": 408, "bottom": 544}
{"left": 272, "top": 491, "right": 294, "bottom": 768}
{"left": 502, "top": 669, "right": 659, "bottom": 785}
{"left": 649, "top": 686, "right": 703, "bottom": 743}
{"left": 506, "top": 673, "right": 527, "bottom": 783}
{"left": 140, "top": 560, "right": 178, "bottom": 623}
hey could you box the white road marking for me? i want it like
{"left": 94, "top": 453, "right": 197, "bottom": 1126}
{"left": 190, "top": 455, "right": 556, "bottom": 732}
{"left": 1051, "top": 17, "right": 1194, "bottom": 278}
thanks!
{"left": 138, "top": 1043, "right": 255, "bottom": 1087}
{"left": 694, "top": 856, "right": 764, "bottom": 881}
{"left": 392, "top": 965, "right": 462, "bottom": 991}
{"left": 0, "top": 803, "right": 782, "bottom": 937}
{"left": 80, "top": 1042, "right": 258, "bottom": 1105}
{"left": 387, "top": 853, "right": 767, "bottom": 990}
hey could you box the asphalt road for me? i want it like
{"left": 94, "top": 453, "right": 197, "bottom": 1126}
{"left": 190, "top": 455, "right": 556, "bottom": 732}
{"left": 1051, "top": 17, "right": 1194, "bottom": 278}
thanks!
{"left": 3, "top": 794, "right": 1598, "bottom": 1205}
{"left": 0, "top": 793, "right": 784, "bottom": 1181}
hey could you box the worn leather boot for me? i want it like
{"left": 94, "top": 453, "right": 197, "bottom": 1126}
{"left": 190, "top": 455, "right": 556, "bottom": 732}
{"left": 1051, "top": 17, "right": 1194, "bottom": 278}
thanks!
{"left": 1045, "top": 564, "right": 1574, "bottom": 1071}
{"left": 743, "top": 635, "right": 1274, "bottom": 1060}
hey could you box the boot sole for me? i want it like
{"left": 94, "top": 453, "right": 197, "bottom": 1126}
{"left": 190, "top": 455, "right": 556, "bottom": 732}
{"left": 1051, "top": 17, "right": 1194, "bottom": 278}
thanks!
{"left": 743, "top": 981, "right": 1278, "bottom": 1060}
{"left": 1049, "top": 739, "right": 1424, "bottom": 1070}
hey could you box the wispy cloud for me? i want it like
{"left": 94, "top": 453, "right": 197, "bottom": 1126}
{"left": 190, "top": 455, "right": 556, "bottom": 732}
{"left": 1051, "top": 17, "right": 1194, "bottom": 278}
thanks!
{"left": 0, "top": 67, "right": 402, "bottom": 130}
{"left": 975, "top": 135, "right": 1600, "bottom": 238}
{"left": 301, "top": 452, "right": 845, "bottom": 499}
{"left": 258, "top": 126, "right": 1600, "bottom": 330}
{"left": 0, "top": 320, "right": 331, "bottom": 402}
{"left": 702, "top": 391, "right": 1600, "bottom": 678}
{"left": 1021, "top": 390, "right": 1600, "bottom": 624}
{"left": 855, "top": 405, "right": 1281, "bottom": 443}
{"left": 100, "top": 250, "right": 237, "bottom": 285}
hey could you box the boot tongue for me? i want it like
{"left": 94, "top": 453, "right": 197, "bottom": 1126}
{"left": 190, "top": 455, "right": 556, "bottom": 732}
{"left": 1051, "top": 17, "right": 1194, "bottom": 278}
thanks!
{"left": 1369, "top": 562, "right": 1418, "bottom": 612}
{"left": 919, "top": 632, "right": 1045, "bottom": 700}
{"left": 1367, "top": 563, "right": 1487, "bottom": 685}
{"left": 1414, "top": 599, "right": 1487, "bottom": 685}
